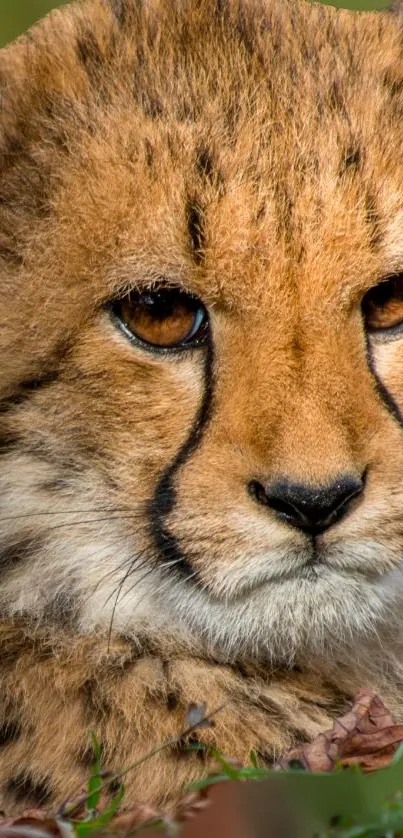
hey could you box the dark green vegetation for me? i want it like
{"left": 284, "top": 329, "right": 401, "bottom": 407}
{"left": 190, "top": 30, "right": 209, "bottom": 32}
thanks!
{"left": 10, "top": 734, "right": 403, "bottom": 836}
{"left": 0, "top": 1, "right": 67, "bottom": 48}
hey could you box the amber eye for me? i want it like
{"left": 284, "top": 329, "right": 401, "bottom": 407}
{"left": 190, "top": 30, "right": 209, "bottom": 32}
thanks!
{"left": 362, "top": 275, "right": 403, "bottom": 333}
{"left": 110, "top": 287, "right": 209, "bottom": 350}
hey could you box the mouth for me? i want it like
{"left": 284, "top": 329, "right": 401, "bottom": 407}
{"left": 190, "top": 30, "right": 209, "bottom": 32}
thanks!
{"left": 195, "top": 538, "right": 391, "bottom": 605}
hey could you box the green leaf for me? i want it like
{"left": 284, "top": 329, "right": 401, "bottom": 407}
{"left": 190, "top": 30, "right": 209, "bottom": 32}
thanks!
{"left": 249, "top": 750, "right": 259, "bottom": 769}
{"left": 391, "top": 741, "right": 403, "bottom": 765}
{"left": 209, "top": 748, "right": 243, "bottom": 781}
{"left": 258, "top": 755, "right": 403, "bottom": 831}
{"left": 75, "top": 785, "right": 125, "bottom": 837}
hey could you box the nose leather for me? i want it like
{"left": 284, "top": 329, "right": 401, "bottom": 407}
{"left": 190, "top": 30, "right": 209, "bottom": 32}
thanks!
{"left": 248, "top": 476, "right": 364, "bottom": 535}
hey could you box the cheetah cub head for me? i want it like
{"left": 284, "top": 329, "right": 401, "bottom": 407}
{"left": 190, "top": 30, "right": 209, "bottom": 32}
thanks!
{"left": 2, "top": 0, "right": 403, "bottom": 664}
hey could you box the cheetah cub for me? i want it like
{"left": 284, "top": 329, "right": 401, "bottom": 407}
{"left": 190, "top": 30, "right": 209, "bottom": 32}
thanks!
{"left": 2, "top": 0, "right": 403, "bottom": 814}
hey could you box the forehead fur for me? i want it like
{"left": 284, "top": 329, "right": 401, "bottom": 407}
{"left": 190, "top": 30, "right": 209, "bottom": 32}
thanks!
{"left": 1, "top": 0, "right": 403, "bottom": 397}
{"left": 1, "top": 0, "right": 403, "bottom": 279}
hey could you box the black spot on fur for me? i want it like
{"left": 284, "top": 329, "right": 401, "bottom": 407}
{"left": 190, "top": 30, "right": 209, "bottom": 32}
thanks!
{"left": 235, "top": 5, "right": 255, "bottom": 57}
{"left": 177, "top": 99, "right": 197, "bottom": 122}
{"left": 196, "top": 145, "right": 225, "bottom": 194}
{"left": 39, "top": 93, "right": 85, "bottom": 154}
{"left": 196, "top": 146, "right": 215, "bottom": 182}
{"left": 144, "top": 138, "right": 154, "bottom": 168}
{"left": 76, "top": 31, "right": 108, "bottom": 92}
{"left": 139, "top": 91, "right": 165, "bottom": 120}
{"left": 0, "top": 340, "right": 70, "bottom": 416}
{"left": 0, "top": 237, "right": 22, "bottom": 266}
{"left": 0, "top": 371, "right": 60, "bottom": 416}
{"left": 39, "top": 476, "right": 72, "bottom": 491}
{"left": 19, "top": 370, "right": 61, "bottom": 394}
{"left": 77, "top": 741, "right": 104, "bottom": 768}
{"left": 187, "top": 199, "right": 205, "bottom": 265}
{"left": 77, "top": 32, "right": 103, "bottom": 69}
{"left": 107, "top": 776, "right": 122, "bottom": 794}
{"left": 0, "top": 719, "right": 21, "bottom": 747}
{"left": 0, "top": 536, "right": 43, "bottom": 573}
{"left": 276, "top": 185, "right": 294, "bottom": 244}
{"left": 166, "top": 692, "right": 179, "bottom": 712}
{"left": 224, "top": 100, "right": 241, "bottom": 140}
{"left": 383, "top": 69, "right": 403, "bottom": 98}
{"left": 289, "top": 727, "right": 312, "bottom": 747}
{"left": 42, "top": 589, "right": 78, "bottom": 627}
{"left": 6, "top": 772, "right": 52, "bottom": 806}
{"left": 0, "top": 427, "right": 20, "bottom": 454}
{"left": 328, "top": 80, "right": 347, "bottom": 116}
{"left": 82, "top": 679, "right": 111, "bottom": 723}
{"left": 109, "top": 0, "right": 130, "bottom": 26}
{"left": 255, "top": 749, "right": 274, "bottom": 767}
{"left": 0, "top": 129, "right": 53, "bottom": 220}
{"left": 340, "top": 145, "right": 361, "bottom": 174}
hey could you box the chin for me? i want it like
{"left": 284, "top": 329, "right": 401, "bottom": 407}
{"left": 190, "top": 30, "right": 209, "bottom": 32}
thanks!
{"left": 159, "top": 561, "right": 403, "bottom": 664}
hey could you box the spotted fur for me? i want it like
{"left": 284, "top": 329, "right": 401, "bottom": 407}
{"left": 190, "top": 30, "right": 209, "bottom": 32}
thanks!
{"left": 3, "top": 0, "right": 403, "bottom": 813}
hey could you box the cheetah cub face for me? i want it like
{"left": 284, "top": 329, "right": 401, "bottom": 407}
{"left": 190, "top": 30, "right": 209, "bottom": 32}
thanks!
{"left": 2, "top": 0, "right": 403, "bottom": 663}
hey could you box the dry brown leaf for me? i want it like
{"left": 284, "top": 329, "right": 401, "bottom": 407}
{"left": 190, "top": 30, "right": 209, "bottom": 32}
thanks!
{"left": 0, "top": 817, "right": 74, "bottom": 838}
{"left": 174, "top": 790, "right": 211, "bottom": 823}
{"left": 107, "top": 802, "right": 161, "bottom": 833}
{"left": 279, "top": 689, "right": 403, "bottom": 773}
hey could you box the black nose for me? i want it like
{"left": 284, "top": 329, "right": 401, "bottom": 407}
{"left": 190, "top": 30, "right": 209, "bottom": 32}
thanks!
{"left": 248, "top": 475, "right": 364, "bottom": 535}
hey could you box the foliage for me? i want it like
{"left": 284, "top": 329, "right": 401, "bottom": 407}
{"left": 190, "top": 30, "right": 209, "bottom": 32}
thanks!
{"left": 4, "top": 699, "right": 403, "bottom": 836}
{"left": 0, "top": 2, "right": 67, "bottom": 49}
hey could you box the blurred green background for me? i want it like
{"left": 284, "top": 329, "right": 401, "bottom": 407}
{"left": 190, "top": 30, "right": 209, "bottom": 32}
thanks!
{"left": 0, "top": 1, "right": 67, "bottom": 49}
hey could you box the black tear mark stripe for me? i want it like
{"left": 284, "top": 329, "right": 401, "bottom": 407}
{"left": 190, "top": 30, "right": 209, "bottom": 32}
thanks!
{"left": 340, "top": 144, "right": 361, "bottom": 176}
{"left": 149, "top": 339, "right": 215, "bottom": 577}
{"left": 5, "top": 771, "right": 52, "bottom": 806}
{"left": 366, "top": 336, "right": 403, "bottom": 429}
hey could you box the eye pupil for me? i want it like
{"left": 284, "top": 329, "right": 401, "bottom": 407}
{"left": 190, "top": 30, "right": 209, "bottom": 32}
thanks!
{"left": 111, "top": 287, "right": 208, "bottom": 351}
{"left": 363, "top": 275, "right": 403, "bottom": 333}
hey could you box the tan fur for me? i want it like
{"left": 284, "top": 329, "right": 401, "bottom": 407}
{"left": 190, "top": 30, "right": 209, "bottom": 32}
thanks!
{"left": 3, "top": 0, "right": 403, "bottom": 813}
